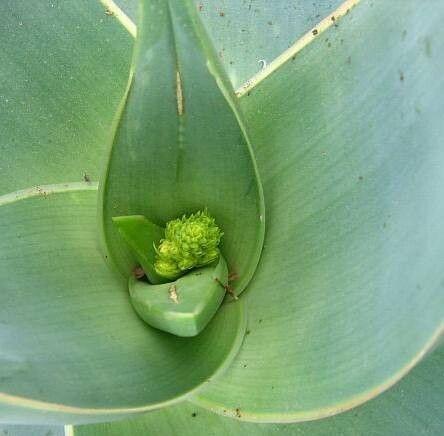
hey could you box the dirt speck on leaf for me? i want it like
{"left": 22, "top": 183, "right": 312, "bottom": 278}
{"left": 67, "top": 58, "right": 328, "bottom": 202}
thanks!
{"left": 215, "top": 277, "right": 238, "bottom": 300}
{"left": 133, "top": 266, "right": 145, "bottom": 279}
{"left": 169, "top": 285, "right": 179, "bottom": 304}
{"left": 35, "top": 186, "right": 47, "bottom": 197}
{"left": 228, "top": 271, "right": 239, "bottom": 282}
{"left": 424, "top": 37, "right": 432, "bottom": 58}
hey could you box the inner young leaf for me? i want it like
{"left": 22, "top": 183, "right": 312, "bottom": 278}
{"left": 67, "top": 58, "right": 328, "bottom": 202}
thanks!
{"left": 129, "top": 255, "right": 228, "bottom": 337}
{"left": 99, "top": 0, "right": 264, "bottom": 297}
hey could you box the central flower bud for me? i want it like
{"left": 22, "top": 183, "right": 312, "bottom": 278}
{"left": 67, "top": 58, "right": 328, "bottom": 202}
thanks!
{"left": 154, "top": 210, "right": 223, "bottom": 280}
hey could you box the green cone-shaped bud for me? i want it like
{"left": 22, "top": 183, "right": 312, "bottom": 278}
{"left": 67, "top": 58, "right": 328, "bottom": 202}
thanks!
{"left": 154, "top": 210, "right": 223, "bottom": 280}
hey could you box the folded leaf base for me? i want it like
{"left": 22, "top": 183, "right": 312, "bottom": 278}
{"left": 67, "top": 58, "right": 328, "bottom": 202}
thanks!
{"left": 129, "top": 256, "right": 228, "bottom": 337}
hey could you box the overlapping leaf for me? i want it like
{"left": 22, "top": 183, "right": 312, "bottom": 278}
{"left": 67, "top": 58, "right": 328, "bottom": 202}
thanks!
{"left": 115, "top": 0, "right": 346, "bottom": 89}
{"left": 192, "top": 0, "right": 444, "bottom": 421}
{"left": 73, "top": 345, "right": 444, "bottom": 435}
{"left": 0, "top": 188, "right": 246, "bottom": 424}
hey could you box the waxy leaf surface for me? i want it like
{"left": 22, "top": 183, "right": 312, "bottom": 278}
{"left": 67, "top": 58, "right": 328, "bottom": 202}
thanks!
{"left": 0, "top": 0, "right": 131, "bottom": 195}
{"left": 192, "top": 0, "right": 444, "bottom": 421}
{"left": 73, "top": 344, "right": 444, "bottom": 435}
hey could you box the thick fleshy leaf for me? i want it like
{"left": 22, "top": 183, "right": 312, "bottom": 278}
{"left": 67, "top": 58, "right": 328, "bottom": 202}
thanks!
{"left": 129, "top": 255, "right": 227, "bottom": 337}
{"left": 0, "top": 0, "right": 132, "bottom": 195}
{"left": 72, "top": 345, "right": 444, "bottom": 435}
{"left": 192, "top": 0, "right": 444, "bottom": 421}
{"left": 100, "top": 0, "right": 264, "bottom": 296}
{"left": 115, "top": 0, "right": 345, "bottom": 89}
{"left": 0, "top": 187, "right": 246, "bottom": 424}
{"left": 112, "top": 215, "right": 165, "bottom": 283}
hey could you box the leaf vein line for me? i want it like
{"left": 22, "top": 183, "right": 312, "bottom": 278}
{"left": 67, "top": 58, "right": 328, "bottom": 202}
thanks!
{"left": 0, "top": 182, "right": 98, "bottom": 207}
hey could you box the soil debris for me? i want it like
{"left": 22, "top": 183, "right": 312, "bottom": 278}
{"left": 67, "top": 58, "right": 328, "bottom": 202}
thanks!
{"left": 169, "top": 285, "right": 179, "bottom": 304}
{"left": 228, "top": 271, "right": 239, "bottom": 282}
{"left": 133, "top": 266, "right": 145, "bottom": 279}
{"left": 215, "top": 277, "right": 238, "bottom": 300}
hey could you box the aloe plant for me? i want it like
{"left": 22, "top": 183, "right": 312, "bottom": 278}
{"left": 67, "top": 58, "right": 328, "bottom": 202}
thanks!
{"left": 1, "top": 1, "right": 443, "bottom": 435}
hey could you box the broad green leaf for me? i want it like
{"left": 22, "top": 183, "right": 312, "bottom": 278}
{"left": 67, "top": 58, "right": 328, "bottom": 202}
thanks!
{"left": 192, "top": 0, "right": 444, "bottom": 421}
{"left": 0, "top": 0, "right": 132, "bottom": 195}
{"left": 72, "top": 344, "right": 444, "bottom": 435}
{"left": 115, "top": 0, "right": 345, "bottom": 89}
{"left": 129, "top": 255, "right": 227, "bottom": 337}
{"left": 0, "top": 187, "right": 246, "bottom": 424}
{"left": 100, "top": 0, "right": 264, "bottom": 296}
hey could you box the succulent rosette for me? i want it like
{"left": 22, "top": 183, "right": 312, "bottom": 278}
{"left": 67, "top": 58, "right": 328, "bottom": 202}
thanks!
{"left": 0, "top": 0, "right": 443, "bottom": 435}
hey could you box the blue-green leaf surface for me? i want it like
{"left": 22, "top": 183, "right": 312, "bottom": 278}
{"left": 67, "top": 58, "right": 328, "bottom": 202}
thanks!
{"left": 0, "top": 0, "right": 132, "bottom": 195}
{"left": 192, "top": 0, "right": 444, "bottom": 421}
{"left": 72, "top": 344, "right": 444, "bottom": 435}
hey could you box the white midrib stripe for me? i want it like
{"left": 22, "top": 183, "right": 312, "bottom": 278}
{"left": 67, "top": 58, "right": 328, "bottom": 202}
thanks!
{"left": 0, "top": 182, "right": 98, "bottom": 207}
{"left": 98, "top": 0, "right": 361, "bottom": 96}
{"left": 235, "top": 0, "right": 361, "bottom": 96}
{"left": 99, "top": 0, "right": 136, "bottom": 37}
